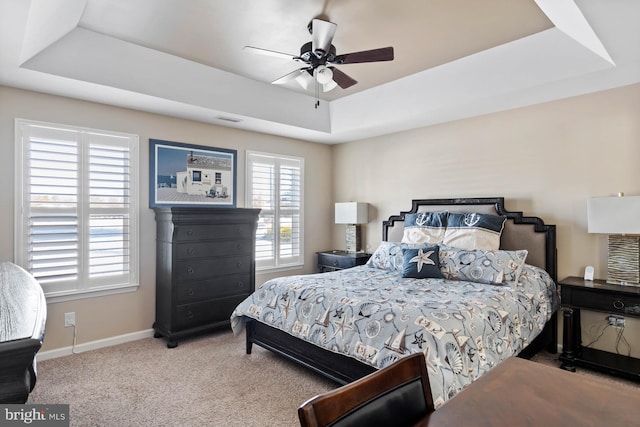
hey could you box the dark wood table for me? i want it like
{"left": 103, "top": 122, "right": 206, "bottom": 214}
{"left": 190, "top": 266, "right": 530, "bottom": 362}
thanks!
{"left": 421, "top": 357, "right": 638, "bottom": 426}
{"left": 0, "top": 262, "right": 47, "bottom": 403}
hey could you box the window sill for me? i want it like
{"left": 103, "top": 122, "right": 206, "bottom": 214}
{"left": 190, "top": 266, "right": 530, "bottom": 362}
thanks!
{"left": 44, "top": 284, "right": 139, "bottom": 304}
{"left": 256, "top": 264, "right": 304, "bottom": 275}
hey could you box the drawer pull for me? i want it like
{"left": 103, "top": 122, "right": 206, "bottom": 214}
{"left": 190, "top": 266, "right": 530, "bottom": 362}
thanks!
{"left": 237, "top": 281, "right": 244, "bottom": 288}
{"left": 187, "top": 288, "right": 194, "bottom": 296}
{"left": 333, "top": 260, "right": 339, "bottom": 266}
{"left": 236, "top": 262, "right": 242, "bottom": 268}
{"left": 613, "top": 300, "right": 625, "bottom": 310}
{"left": 187, "top": 267, "right": 194, "bottom": 274}
{"left": 187, "top": 247, "right": 194, "bottom": 255}
{"left": 186, "top": 310, "right": 194, "bottom": 319}
{"left": 187, "top": 229, "right": 194, "bottom": 236}
{"left": 237, "top": 243, "right": 242, "bottom": 250}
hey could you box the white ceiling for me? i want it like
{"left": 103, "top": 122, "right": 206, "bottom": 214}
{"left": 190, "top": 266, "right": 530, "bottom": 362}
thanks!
{"left": 1, "top": 0, "right": 639, "bottom": 144}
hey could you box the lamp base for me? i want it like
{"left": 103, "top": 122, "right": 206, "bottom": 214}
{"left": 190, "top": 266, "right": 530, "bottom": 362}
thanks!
{"left": 345, "top": 224, "right": 362, "bottom": 253}
{"left": 607, "top": 235, "right": 640, "bottom": 285}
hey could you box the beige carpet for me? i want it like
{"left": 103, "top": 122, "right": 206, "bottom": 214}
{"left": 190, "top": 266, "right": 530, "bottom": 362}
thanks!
{"left": 29, "top": 331, "right": 335, "bottom": 427}
{"left": 29, "top": 331, "right": 638, "bottom": 427}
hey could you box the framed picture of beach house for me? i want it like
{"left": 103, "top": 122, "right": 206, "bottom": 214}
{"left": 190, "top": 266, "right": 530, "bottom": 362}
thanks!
{"left": 149, "top": 139, "right": 237, "bottom": 208}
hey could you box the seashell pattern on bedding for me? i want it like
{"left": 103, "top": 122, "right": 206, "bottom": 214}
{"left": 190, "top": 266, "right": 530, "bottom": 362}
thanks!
{"left": 231, "top": 263, "right": 558, "bottom": 408}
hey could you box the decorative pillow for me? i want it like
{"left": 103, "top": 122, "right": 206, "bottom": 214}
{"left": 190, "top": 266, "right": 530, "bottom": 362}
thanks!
{"left": 366, "top": 241, "right": 433, "bottom": 273}
{"left": 438, "top": 245, "right": 528, "bottom": 285}
{"left": 401, "top": 211, "right": 448, "bottom": 244}
{"left": 402, "top": 246, "right": 443, "bottom": 279}
{"left": 443, "top": 213, "right": 507, "bottom": 250}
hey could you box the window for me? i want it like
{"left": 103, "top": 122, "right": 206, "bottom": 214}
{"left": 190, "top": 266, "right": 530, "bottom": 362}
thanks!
{"left": 15, "top": 119, "right": 139, "bottom": 302}
{"left": 246, "top": 151, "right": 304, "bottom": 271}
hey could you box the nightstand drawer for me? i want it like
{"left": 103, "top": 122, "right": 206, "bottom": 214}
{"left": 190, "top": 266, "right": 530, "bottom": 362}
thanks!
{"left": 562, "top": 286, "right": 640, "bottom": 316}
{"left": 320, "top": 254, "right": 355, "bottom": 269}
{"left": 317, "top": 251, "right": 371, "bottom": 272}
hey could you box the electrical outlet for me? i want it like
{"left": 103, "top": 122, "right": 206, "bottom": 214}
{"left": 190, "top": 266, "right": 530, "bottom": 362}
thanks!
{"left": 608, "top": 314, "right": 624, "bottom": 328}
{"left": 64, "top": 312, "right": 76, "bottom": 327}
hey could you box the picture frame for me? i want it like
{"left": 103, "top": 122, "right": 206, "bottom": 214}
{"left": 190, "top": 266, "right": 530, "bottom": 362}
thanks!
{"left": 149, "top": 139, "right": 237, "bottom": 208}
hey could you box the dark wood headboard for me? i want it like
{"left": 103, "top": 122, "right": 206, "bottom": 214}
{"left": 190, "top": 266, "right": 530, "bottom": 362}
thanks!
{"left": 382, "top": 197, "right": 557, "bottom": 281}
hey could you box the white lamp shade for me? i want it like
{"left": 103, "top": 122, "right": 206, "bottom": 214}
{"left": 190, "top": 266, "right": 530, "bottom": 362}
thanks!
{"left": 335, "top": 202, "right": 368, "bottom": 224}
{"left": 294, "top": 71, "right": 314, "bottom": 90}
{"left": 322, "top": 79, "right": 338, "bottom": 92}
{"left": 587, "top": 196, "right": 640, "bottom": 234}
{"left": 316, "top": 66, "right": 333, "bottom": 84}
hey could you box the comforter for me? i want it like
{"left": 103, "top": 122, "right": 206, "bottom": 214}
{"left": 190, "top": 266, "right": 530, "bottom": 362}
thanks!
{"left": 231, "top": 264, "right": 558, "bottom": 407}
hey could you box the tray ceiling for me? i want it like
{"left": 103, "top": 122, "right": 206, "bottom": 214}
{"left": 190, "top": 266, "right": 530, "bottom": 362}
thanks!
{"left": 1, "top": 0, "right": 638, "bottom": 143}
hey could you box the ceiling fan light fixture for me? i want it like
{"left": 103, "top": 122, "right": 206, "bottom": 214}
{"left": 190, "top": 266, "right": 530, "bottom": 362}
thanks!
{"left": 294, "top": 70, "right": 314, "bottom": 90}
{"left": 322, "top": 79, "right": 338, "bottom": 92}
{"left": 316, "top": 65, "right": 333, "bottom": 84}
{"left": 246, "top": 17, "right": 394, "bottom": 96}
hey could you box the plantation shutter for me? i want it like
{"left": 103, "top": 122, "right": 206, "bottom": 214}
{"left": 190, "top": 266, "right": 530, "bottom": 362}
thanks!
{"left": 247, "top": 151, "right": 304, "bottom": 270}
{"left": 15, "top": 119, "right": 139, "bottom": 301}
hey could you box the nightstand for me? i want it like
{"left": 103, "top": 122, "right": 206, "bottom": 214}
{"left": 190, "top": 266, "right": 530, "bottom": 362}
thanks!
{"left": 316, "top": 251, "right": 371, "bottom": 273}
{"left": 559, "top": 276, "right": 640, "bottom": 381}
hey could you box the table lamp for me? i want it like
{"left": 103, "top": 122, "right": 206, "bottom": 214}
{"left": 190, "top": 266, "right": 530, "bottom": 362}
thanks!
{"left": 335, "top": 202, "right": 368, "bottom": 253}
{"left": 587, "top": 193, "right": 640, "bottom": 285}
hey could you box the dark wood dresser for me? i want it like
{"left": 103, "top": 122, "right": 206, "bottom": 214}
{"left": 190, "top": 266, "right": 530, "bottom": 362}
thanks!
{"left": 153, "top": 207, "right": 260, "bottom": 348}
{"left": 0, "top": 262, "right": 47, "bottom": 403}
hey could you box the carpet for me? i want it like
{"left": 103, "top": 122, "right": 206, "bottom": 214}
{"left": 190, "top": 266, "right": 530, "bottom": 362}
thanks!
{"left": 29, "top": 331, "right": 335, "bottom": 426}
{"left": 28, "top": 331, "right": 638, "bottom": 427}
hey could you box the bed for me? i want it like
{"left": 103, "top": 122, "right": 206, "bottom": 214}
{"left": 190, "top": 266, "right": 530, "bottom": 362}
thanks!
{"left": 231, "top": 197, "right": 558, "bottom": 407}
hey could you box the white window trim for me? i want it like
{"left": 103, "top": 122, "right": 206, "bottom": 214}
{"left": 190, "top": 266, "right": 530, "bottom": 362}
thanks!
{"left": 15, "top": 118, "right": 140, "bottom": 303}
{"left": 246, "top": 150, "right": 304, "bottom": 272}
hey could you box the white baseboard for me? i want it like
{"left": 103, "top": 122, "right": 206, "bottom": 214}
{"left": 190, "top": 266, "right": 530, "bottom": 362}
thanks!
{"left": 37, "top": 329, "right": 156, "bottom": 361}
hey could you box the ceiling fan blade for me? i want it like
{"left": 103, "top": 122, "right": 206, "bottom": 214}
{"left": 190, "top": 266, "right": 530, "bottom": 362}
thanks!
{"left": 332, "top": 46, "right": 394, "bottom": 64}
{"left": 329, "top": 67, "right": 357, "bottom": 89}
{"left": 243, "top": 46, "right": 297, "bottom": 61}
{"left": 311, "top": 18, "right": 337, "bottom": 55}
{"left": 272, "top": 69, "right": 305, "bottom": 84}
{"left": 272, "top": 69, "right": 314, "bottom": 90}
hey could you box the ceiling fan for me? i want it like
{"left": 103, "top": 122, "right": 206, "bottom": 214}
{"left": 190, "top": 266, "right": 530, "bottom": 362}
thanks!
{"left": 244, "top": 18, "right": 394, "bottom": 93}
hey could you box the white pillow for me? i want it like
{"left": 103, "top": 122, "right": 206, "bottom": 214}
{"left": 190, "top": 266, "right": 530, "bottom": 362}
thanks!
{"left": 401, "top": 211, "right": 448, "bottom": 244}
{"left": 443, "top": 213, "right": 506, "bottom": 250}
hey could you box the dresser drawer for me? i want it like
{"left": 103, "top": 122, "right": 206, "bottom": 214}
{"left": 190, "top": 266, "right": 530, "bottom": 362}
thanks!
{"left": 562, "top": 286, "right": 640, "bottom": 316}
{"left": 174, "top": 224, "right": 253, "bottom": 242}
{"left": 175, "top": 240, "right": 252, "bottom": 259}
{"left": 175, "top": 255, "right": 252, "bottom": 281}
{"left": 175, "top": 295, "right": 248, "bottom": 330}
{"left": 176, "top": 274, "right": 252, "bottom": 304}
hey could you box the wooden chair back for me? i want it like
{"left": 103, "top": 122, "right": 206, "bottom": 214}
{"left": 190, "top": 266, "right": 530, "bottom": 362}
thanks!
{"left": 298, "top": 353, "right": 434, "bottom": 427}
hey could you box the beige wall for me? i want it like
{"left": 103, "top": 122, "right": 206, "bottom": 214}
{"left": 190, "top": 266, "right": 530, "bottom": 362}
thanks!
{"left": 332, "top": 83, "right": 640, "bottom": 357}
{"left": 0, "top": 86, "right": 333, "bottom": 352}
{"left": 3, "top": 82, "right": 640, "bottom": 358}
